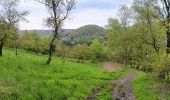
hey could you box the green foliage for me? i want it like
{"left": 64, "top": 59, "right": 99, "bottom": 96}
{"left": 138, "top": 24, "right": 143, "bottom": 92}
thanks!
{"left": 0, "top": 20, "right": 9, "bottom": 40}
{"left": 40, "top": 36, "right": 51, "bottom": 55}
{"left": 89, "top": 39, "right": 105, "bottom": 60}
{"left": 31, "top": 31, "right": 41, "bottom": 54}
{"left": 63, "top": 25, "right": 106, "bottom": 45}
{"left": 20, "top": 31, "right": 51, "bottom": 55}
{"left": 105, "top": 0, "right": 169, "bottom": 80}
{"left": 69, "top": 44, "right": 94, "bottom": 62}
{"left": 147, "top": 54, "right": 170, "bottom": 79}
{"left": 21, "top": 30, "right": 34, "bottom": 51}
{"left": 55, "top": 42, "right": 70, "bottom": 58}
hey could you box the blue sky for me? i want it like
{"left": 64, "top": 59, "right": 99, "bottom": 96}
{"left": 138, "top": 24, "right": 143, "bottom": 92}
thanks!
{"left": 19, "top": 0, "right": 132, "bottom": 30}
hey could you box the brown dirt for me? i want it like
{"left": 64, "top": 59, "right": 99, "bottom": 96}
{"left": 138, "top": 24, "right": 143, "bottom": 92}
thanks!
{"left": 112, "top": 73, "right": 138, "bottom": 100}
{"left": 87, "top": 63, "right": 138, "bottom": 100}
{"left": 102, "top": 62, "right": 122, "bottom": 72}
{"left": 87, "top": 73, "right": 138, "bottom": 100}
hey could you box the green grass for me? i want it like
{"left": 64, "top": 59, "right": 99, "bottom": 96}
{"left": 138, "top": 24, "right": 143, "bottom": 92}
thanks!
{"left": 132, "top": 70, "right": 170, "bottom": 100}
{"left": 95, "top": 68, "right": 133, "bottom": 100}
{"left": 1, "top": 49, "right": 170, "bottom": 100}
{"left": 0, "top": 49, "right": 128, "bottom": 100}
{"left": 96, "top": 84, "right": 113, "bottom": 100}
{"left": 96, "top": 68, "right": 170, "bottom": 100}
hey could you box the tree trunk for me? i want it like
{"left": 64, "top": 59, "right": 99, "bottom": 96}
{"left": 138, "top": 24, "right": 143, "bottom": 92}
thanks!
{"left": 0, "top": 40, "right": 3, "bottom": 56}
{"left": 167, "top": 29, "right": 170, "bottom": 53}
{"left": 166, "top": 6, "right": 170, "bottom": 53}
{"left": 16, "top": 45, "right": 18, "bottom": 56}
{"left": 46, "top": 0, "right": 59, "bottom": 65}
{"left": 46, "top": 36, "right": 56, "bottom": 65}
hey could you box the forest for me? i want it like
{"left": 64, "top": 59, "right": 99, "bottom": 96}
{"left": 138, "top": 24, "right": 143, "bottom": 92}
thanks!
{"left": 0, "top": 0, "right": 170, "bottom": 100}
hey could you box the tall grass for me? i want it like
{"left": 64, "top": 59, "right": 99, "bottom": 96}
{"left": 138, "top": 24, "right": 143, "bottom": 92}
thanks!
{"left": 0, "top": 49, "right": 127, "bottom": 100}
{"left": 132, "top": 70, "right": 170, "bottom": 100}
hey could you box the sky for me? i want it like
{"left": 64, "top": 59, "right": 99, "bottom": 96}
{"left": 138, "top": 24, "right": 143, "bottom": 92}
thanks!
{"left": 19, "top": 0, "right": 133, "bottom": 30}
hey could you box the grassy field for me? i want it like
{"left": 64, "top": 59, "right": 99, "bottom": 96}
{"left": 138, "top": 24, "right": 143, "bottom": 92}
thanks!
{"left": 0, "top": 49, "right": 129, "bottom": 100}
{"left": 0, "top": 49, "right": 170, "bottom": 100}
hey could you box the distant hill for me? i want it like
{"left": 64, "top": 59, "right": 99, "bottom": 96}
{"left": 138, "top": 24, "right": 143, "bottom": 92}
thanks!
{"left": 20, "top": 29, "right": 74, "bottom": 36}
{"left": 63, "top": 25, "right": 106, "bottom": 45}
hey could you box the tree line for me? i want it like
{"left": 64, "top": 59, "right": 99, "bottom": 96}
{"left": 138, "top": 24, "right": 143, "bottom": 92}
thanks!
{"left": 105, "top": 0, "right": 170, "bottom": 80}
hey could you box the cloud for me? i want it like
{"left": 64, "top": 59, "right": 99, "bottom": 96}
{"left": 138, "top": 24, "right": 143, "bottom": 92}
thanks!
{"left": 18, "top": 0, "right": 133, "bottom": 30}
{"left": 64, "top": 8, "right": 118, "bottom": 29}
{"left": 19, "top": 0, "right": 49, "bottom": 30}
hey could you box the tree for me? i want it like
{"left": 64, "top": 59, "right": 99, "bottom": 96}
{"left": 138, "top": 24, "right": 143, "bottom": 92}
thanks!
{"left": 21, "top": 31, "right": 34, "bottom": 51}
{"left": 31, "top": 31, "right": 41, "bottom": 54}
{"left": 132, "top": 0, "right": 168, "bottom": 78}
{"left": 90, "top": 39, "right": 104, "bottom": 60}
{"left": 7, "top": 27, "right": 20, "bottom": 56}
{"left": 0, "top": 20, "right": 8, "bottom": 56}
{"left": 36, "top": 0, "right": 75, "bottom": 64}
{"left": 133, "top": 0, "right": 164, "bottom": 54}
{"left": 70, "top": 44, "right": 93, "bottom": 63}
{"left": 0, "top": 0, "right": 29, "bottom": 56}
{"left": 160, "top": 0, "right": 170, "bottom": 53}
{"left": 118, "top": 4, "right": 132, "bottom": 29}
{"left": 104, "top": 1, "right": 169, "bottom": 80}
{"left": 106, "top": 18, "right": 124, "bottom": 61}
{"left": 55, "top": 42, "right": 69, "bottom": 60}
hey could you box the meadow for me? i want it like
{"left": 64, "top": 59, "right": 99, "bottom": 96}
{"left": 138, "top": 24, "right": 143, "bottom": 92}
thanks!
{"left": 0, "top": 49, "right": 170, "bottom": 100}
{"left": 0, "top": 49, "right": 129, "bottom": 100}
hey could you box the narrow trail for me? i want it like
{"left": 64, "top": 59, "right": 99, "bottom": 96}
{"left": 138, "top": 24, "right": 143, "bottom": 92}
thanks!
{"left": 112, "top": 73, "right": 138, "bottom": 100}
{"left": 87, "top": 63, "right": 138, "bottom": 100}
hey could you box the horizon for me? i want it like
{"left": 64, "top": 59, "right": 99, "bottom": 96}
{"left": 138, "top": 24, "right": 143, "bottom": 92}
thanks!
{"left": 19, "top": 24, "right": 105, "bottom": 31}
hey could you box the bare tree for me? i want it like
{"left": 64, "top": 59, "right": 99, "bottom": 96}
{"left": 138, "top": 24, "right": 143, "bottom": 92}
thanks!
{"left": 118, "top": 4, "right": 132, "bottom": 30}
{"left": 36, "top": 0, "right": 75, "bottom": 64}
{"left": 0, "top": 0, "right": 29, "bottom": 56}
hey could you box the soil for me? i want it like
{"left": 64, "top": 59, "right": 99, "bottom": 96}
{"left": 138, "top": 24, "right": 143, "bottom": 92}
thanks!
{"left": 112, "top": 73, "right": 138, "bottom": 100}
{"left": 102, "top": 62, "right": 122, "bottom": 72}
{"left": 87, "top": 63, "right": 138, "bottom": 100}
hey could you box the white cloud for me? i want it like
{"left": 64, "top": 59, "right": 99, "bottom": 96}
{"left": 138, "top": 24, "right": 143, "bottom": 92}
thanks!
{"left": 64, "top": 8, "right": 118, "bottom": 29}
{"left": 19, "top": 0, "right": 49, "bottom": 30}
{"left": 77, "top": 0, "right": 132, "bottom": 5}
{"left": 18, "top": 0, "right": 133, "bottom": 30}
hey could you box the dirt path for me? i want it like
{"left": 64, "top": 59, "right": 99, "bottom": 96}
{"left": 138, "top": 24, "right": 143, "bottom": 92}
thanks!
{"left": 87, "top": 63, "right": 138, "bottom": 100}
{"left": 112, "top": 73, "right": 138, "bottom": 100}
{"left": 87, "top": 85, "right": 107, "bottom": 100}
{"left": 102, "top": 62, "right": 122, "bottom": 72}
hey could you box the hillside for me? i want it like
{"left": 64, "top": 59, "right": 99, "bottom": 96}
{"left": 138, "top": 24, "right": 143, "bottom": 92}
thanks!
{"left": 63, "top": 25, "right": 107, "bottom": 45}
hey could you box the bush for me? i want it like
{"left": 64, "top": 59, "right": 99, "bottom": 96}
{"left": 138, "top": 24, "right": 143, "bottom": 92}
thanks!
{"left": 149, "top": 54, "right": 170, "bottom": 80}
